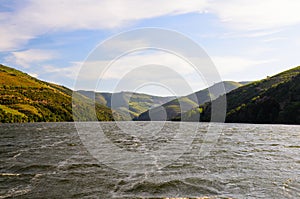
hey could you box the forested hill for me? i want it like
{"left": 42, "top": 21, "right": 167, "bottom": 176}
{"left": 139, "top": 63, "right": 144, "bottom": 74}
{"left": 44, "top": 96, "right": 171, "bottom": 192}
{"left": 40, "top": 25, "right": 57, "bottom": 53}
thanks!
{"left": 0, "top": 64, "right": 115, "bottom": 122}
{"left": 195, "top": 66, "right": 300, "bottom": 124}
{"left": 2, "top": 63, "right": 299, "bottom": 124}
{"left": 135, "top": 81, "right": 245, "bottom": 121}
{"left": 78, "top": 90, "right": 175, "bottom": 121}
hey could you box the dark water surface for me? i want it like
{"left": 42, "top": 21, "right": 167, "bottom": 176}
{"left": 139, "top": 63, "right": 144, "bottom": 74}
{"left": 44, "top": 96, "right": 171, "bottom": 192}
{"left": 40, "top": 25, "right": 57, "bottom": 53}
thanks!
{"left": 0, "top": 122, "right": 299, "bottom": 198}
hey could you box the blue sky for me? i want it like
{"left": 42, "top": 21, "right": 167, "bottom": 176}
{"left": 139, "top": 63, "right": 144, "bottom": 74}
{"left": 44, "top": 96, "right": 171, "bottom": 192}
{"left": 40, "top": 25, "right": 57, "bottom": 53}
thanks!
{"left": 1, "top": 0, "right": 300, "bottom": 96}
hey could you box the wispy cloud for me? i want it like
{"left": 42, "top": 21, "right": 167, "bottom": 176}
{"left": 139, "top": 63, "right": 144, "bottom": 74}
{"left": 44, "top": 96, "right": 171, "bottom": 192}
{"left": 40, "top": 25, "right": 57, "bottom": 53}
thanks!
{"left": 211, "top": 56, "right": 277, "bottom": 77}
{"left": 262, "top": 37, "right": 287, "bottom": 43}
{"left": 5, "top": 49, "right": 57, "bottom": 68}
{"left": 0, "top": 0, "right": 207, "bottom": 51}
{"left": 68, "top": 50, "right": 207, "bottom": 94}
{"left": 2, "top": 0, "right": 300, "bottom": 52}
{"left": 42, "top": 62, "right": 81, "bottom": 79}
{"left": 76, "top": 51, "right": 197, "bottom": 80}
{"left": 28, "top": 62, "right": 83, "bottom": 88}
{"left": 209, "top": 0, "right": 300, "bottom": 30}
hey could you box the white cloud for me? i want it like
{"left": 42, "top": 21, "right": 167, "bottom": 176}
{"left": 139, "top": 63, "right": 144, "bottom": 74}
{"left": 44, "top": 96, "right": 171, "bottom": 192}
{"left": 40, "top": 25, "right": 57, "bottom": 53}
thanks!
{"left": 63, "top": 52, "right": 280, "bottom": 93}
{"left": 211, "top": 56, "right": 277, "bottom": 77}
{"left": 73, "top": 50, "right": 206, "bottom": 94}
{"left": 42, "top": 62, "right": 81, "bottom": 79}
{"left": 262, "top": 37, "right": 287, "bottom": 43}
{"left": 77, "top": 51, "right": 197, "bottom": 80}
{"left": 209, "top": 0, "right": 300, "bottom": 30}
{"left": 5, "top": 49, "right": 57, "bottom": 68}
{"left": 0, "top": 0, "right": 207, "bottom": 51}
{"left": 220, "top": 29, "right": 283, "bottom": 39}
{"left": 1, "top": 0, "right": 300, "bottom": 51}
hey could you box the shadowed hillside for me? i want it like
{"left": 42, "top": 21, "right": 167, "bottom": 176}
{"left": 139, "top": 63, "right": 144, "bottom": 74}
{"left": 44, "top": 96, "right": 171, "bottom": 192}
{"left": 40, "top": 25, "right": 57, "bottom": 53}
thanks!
{"left": 183, "top": 66, "right": 300, "bottom": 124}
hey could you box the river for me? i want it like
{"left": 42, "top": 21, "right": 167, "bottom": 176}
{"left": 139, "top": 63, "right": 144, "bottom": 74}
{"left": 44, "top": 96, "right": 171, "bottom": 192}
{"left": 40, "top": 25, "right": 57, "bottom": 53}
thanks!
{"left": 0, "top": 122, "right": 299, "bottom": 198}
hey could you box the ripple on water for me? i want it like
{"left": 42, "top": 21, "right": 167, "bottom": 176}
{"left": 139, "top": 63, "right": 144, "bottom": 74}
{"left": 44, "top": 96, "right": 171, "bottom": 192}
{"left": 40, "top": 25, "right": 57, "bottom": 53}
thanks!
{"left": 0, "top": 122, "right": 299, "bottom": 198}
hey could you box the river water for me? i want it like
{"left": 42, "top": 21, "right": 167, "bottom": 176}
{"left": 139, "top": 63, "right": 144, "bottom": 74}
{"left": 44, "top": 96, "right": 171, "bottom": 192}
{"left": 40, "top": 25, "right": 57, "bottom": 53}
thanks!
{"left": 0, "top": 122, "right": 299, "bottom": 198}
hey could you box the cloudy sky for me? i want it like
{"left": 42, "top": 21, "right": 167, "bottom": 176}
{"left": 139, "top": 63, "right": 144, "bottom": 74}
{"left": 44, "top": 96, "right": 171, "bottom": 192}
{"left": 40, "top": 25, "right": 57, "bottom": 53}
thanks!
{"left": 1, "top": 0, "right": 300, "bottom": 96}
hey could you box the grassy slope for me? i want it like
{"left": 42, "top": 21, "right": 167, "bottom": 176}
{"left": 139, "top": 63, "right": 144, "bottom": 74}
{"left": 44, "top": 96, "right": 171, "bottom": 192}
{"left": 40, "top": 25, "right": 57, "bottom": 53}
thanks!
{"left": 0, "top": 64, "right": 115, "bottom": 123}
{"left": 199, "top": 66, "right": 300, "bottom": 124}
{"left": 78, "top": 90, "right": 175, "bottom": 120}
{"left": 135, "top": 81, "right": 244, "bottom": 121}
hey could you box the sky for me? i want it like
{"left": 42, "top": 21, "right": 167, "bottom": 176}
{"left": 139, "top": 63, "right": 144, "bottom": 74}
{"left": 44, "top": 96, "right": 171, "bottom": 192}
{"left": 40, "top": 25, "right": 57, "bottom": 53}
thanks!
{"left": 0, "top": 0, "right": 300, "bottom": 96}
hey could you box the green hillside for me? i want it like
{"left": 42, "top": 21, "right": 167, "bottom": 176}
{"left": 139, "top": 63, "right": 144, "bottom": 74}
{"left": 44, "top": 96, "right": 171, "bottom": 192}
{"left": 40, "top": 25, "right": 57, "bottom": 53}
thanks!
{"left": 78, "top": 90, "right": 175, "bottom": 120}
{"left": 135, "top": 81, "right": 244, "bottom": 121}
{"left": 0, "top": 64, "right": 115, "bottom": 123}
{"left": 4, "top": 63, "right": 298, "bottom": 124}
{"left": 190, "top": 66, "right": 300, "bottom": 124}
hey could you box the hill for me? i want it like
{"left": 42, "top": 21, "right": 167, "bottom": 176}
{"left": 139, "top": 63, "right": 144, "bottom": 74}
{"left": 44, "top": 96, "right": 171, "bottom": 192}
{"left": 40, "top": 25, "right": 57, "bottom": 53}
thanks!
{"left": 134, "top": 81, "right": 244, "bottom": 121}
{"left": 78, "top": 90, "right": 175, "bottom": 120}
{"left": 0, "top": 64, "right": 115, "bottom": 122}
{"left": 183, "top": 66, "right": 300, "bottom": 124}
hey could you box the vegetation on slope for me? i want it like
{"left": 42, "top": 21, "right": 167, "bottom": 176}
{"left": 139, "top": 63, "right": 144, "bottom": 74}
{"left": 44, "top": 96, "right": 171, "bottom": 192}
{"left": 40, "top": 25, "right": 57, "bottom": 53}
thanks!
{"left": 0, "top": 64, "right": 115, "bottom": 123}
{"left": 135, "top": 81, "right": 244, "bottom": 121}
{"left": 196, "top": 66, "right": 300, "bottom": 124}
{"left": 3, "top": 63, "right": 298, "bottom": 124}
{"left": 78, "top": 90, "right": 175, "bottom": 120}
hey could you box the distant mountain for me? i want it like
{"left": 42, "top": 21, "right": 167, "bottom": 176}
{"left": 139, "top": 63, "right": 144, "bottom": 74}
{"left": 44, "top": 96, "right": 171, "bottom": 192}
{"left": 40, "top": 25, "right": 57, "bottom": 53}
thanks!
{"left": 238, "top": 81, "right": 252, "bottom": 85}
{"left": 183, "top": 66, "right": 300, "bottom": 124}
{"left": 78, "top": 90, "right": 175, "bottom": 120}
{"left": 0, "top": 64, "right": 115, "bottom": 123}
{"left": 134, "top": 81, "right": 244, "bottom": 121}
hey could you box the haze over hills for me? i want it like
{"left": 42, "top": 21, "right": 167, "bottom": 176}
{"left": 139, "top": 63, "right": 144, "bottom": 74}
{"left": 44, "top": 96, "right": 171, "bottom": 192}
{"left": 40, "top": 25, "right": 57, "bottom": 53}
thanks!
{"left": 134, "top": 81, "right": 245, "bottom": 121}
{"left": 178, "top": 66, "right": 300, "bottom": 124}
{"left": 0, "top": 64, "right": 116, "bottom": 122}
{"left": 78, "top": 90, "right": 175, "bottom": 120}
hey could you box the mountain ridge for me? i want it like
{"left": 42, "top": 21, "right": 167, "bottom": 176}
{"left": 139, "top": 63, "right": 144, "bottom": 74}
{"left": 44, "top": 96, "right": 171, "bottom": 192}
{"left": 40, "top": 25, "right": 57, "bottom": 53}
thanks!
{"left": 77, "top": 90, "right": 176, "bottom": 120}
{"left": 2, "top": 64, "right": 299, "bottom": 124}
{"left": 134, "top": 81, "right": 245, "bottom": 121}
{"left": 179, "top": 65, "right": 300, "bottom": 124}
